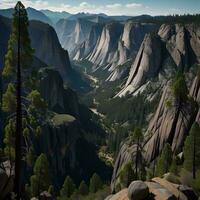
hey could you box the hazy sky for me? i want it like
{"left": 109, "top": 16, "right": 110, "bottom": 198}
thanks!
{"left": 0, "top": 0, "right": 199, "bottom": 16}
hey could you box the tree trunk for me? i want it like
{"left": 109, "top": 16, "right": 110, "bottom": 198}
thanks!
{"left": 193, "top": 132, "right": 196, "bottom": 179}
{"left": 14, "top": 6, "right": 22, "bottom": 200}
{"left": 135, "top": 138, "right": 139, "bottom": 179}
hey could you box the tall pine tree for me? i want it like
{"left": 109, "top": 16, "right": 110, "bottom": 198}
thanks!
{"left": 30, "top": 153, "right": 51, "bottom": 197}
{"left": 2, "top": 2, "right": 33, "bottom": 198}
{"left": 156, "top": 143, "right": 173, "bottom": 177}
{"left": 183, "top": 122, "right": 200, "bottom": 179}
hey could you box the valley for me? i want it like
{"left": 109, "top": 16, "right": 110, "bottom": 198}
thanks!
{"left": 0, "top": 2, "right": 200, "bottom": 200}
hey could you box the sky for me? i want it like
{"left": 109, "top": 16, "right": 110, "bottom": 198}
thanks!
{"left": 0, "top": 0, "right": 200, "bottom": 16}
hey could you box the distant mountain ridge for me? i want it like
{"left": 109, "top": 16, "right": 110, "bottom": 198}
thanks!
{"left": 0, "top": 7, "right": 53, "bottom": 25}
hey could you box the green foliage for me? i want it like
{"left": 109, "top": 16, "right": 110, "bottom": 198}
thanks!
{"left": 48, "top": 185, "right": 54, "bottom": 195}
{"left": 156, "top": 143, "right": 173, "bottom": 177}
{"left": 171, "top": 73, "right": 188, "bottom": 101}
{"left": 119, "top": 162, "right": 135, "bottom": 188}
{"left": 2, "top": 1, "right": 33, "bottom": 79}
{"left": 183, "top": 122, "right": 200, "bottom": 178}
{"left": 28, "top": 90, "right": 47, "bottom": 110}
{"left": 2, "top": 83, "right": 16, "bottom": 113}
{"left": 192, "top": 170, "right": 200, "bottom": 192}
{"left": 89, "top": 173, "right": 103, "bottom": 193}
{"left": 30, "top": 153, "right": 51, "bottom": 197}
{"left": 78, "top": 181, "right": 89, "bottom": 196}
{"left": 132, "top": 127, "right": 143, "bottom": 142}
{"left": 3, "top": 119, "right": 16, "bottom": 161}
{"left": 25, "top": 145, "right": 34, "bottom": 167}
{"left": 60, "top": 176, "right": 76, "bottom": 198}
{"left": 170, "top": 156, "right": 178, "bottom": 175}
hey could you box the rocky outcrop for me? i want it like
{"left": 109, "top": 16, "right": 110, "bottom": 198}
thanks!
{"left": 118, "top": 24, "right": 200, "bottom": 97}
{"left": 112, "top": 76, "right": 199, "bottom": 191}
{"left": 36, "top": 68, "right": 111, "bottom": 187}
{"left": 117, "top": 33, "right": 162, "bottom": 96}
{"left": 105, "top": 189, "right": 128, "bottom": 200}
{"left": 85, "top": 22, "right": 157, "bottom": 79}
{"left": 0, "top": 16, "right": 72, "bottom": 82}
{"left": 128, "top": 181, "right": 149, "bottom": 200}
{"left": 29, "top": 20, "right": 72, "bottom": 81}
{"left": 55, "top": 18, "right": 95, "bottom": 53}
{"left": 39, "top": 68, "right": 80, "bottom": 117}
{"left": 87, "top": 22, "right": 123, "bottom": 67}
{"left": 72, "top": 23, "right": 104, "bottom": 60}
{"left": 108, "top": 178, "right": 197, "bottom": 200}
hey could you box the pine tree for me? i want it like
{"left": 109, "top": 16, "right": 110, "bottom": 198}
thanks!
{"left": 156, "top": 143, "right": 173, "bottom": 177}
{"left": 183, "top": 122, "right": 200, "bottom": 179}
{"left": 30, "top": 153, "right": 51, "bottom": 197}
{"left": 60, "top": 176, "right": 76, "bottom": 198}
{"left": 170, "top": 156, "right": 178, "bottom": 175}
{"left": 89, "top": 173, "right": 103, "bottom": 193}
{"left": 3, "top": 119, "right": 16, "bottom": 165}
{"left": 119, "top": 162, "right": 135, "bottom": 188}
{"left": 132, "top": 127, "right": 143, "bottom": 179}
{"left": 192, "top": 170, "right": 200, "bottom": 192}
{"left": 78, "top": 180, "right": 89, "bottom": 196}
{"left": 2, "top": 83, "right": 16, "bottom": 113}
{"left": 2, "top": 2, "right": 33, "bottom": 199}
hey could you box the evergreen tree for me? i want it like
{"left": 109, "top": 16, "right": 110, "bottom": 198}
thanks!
{"left": 30, "top": 153, "right": 51, "bottom": 197}
{"left": 2, "top": 1, "right": 33, "bottom": 198}
{"left": 2, "top": 83, "right": 16, "bottom": 113}
{"left": 78, "top": 180, "right": 89, "bottom": 196}
{"left": 171, "top": 73, "right": 188, "bottom": 102}
{"left": 183, "top": 122, "right": 200, "bottom": 179}
{"left": 119, "top": 162, "right": 135, "bottom": 188}
{"left": 60, "top": 176, "right": 76, "bottom": 198}
{"left": 156, "top": 143, "right": 173, "bottom": 176}
{"left": 132, "top": 127, "right": 143, "bottom": 179}
{"left": 89, "top": 173, "right": 103, "bottom": 193}
{"left": 170, "top": 156, "right": 178, "bottom": 175}
{"left": 3, "top": 119, "right": 16, "bottom": 164}
{"left": 192, "top": 170, "right": 200, "bottom": 192}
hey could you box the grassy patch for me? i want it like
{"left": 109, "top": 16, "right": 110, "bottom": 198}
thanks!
{"left": 52, "top": 114, "right": 76, "bottom": 126}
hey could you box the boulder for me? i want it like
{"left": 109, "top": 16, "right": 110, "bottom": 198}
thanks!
{"left": 128, "top": 181, "right": 149, "bottom": 200}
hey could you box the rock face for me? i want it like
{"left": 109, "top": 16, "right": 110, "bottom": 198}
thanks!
{"left": 72, "top": 23, "right": 104, "bottom": 60}
{"left": 105, "top": 189, "right": 129, "bottom": 200}
{"left": 0, "top": 16, "right": 71, "bottom": 80}
{"left": 118, "top": 23, "right": 200, "bottom": 97}
{"left": 37, "top": 68, "right": 111, "bottom": 187}
{"left": 143, "top": 83, "right": 197, "bottom": 163}
{"left": 55, "top": 18, "right": 95, "bottom": 53}
{"left": 111, "top": 76, "right": 199, "bottom": 191}
{"left": 118, "top": 33, "right": 162, "bottom": 96}
{"left": 39, "top": 68, "right": 79, "bottom": 117}
{"left": 128, "top": 181, "right": 149, "bottom": 200}
{"left": 87, "top": 22, "right": 124, "bottom": 67}
{"left": 29, "top": 20, "right": 72, "bottom": 81}
{"left": 85, "top": 22, "right": 157, "bottom": 79}
{"left": 107, "top": 179, "right": 197, "bottom": 200}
